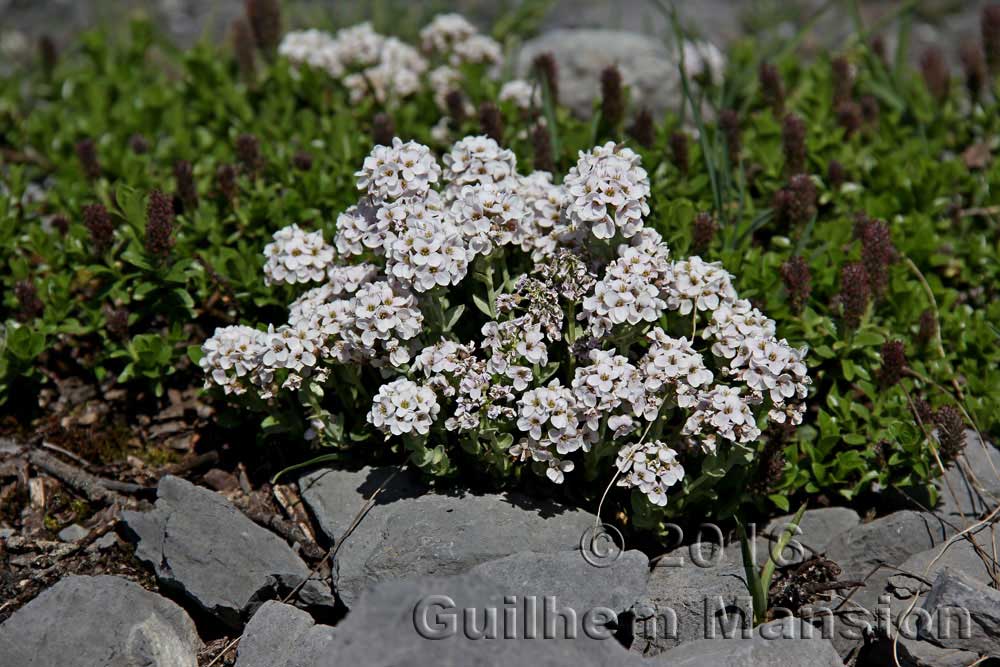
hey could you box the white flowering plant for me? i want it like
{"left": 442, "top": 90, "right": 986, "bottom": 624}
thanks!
{"left": 199, "top": 134, "right": 810, "bottom": 522}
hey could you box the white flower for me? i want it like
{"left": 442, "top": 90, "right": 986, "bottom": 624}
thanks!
{"left": 263, "top": 224, "right": 336, "bottom": 286}
{"left": 449, "top": 34, "right": 502, "bottom": 68}
{"left": 356, "top": 138, "right": 442, "bottom": 201}
{"left": 663, "top": 256, "right": 738, "bottom": 315}
{"left": 368, "top": 378, "right": 440, "bottom": 436}
{"left": 381, "top": 196, "right": 471, "bottom": 292}
{"left": 564, "top": 141, "right": 650, "bottom": 240}
{"left": 515, "top": 380, "right": 585, "bottom": 454}
{"left": 420, "top": 13, "right": 478, "bottom": 54}
{"left": 680, "top": 40, "right": 725, "bottom": 85}
{"left": 616, "top": 440, "right": 685, "bottom": 506}
{"left": 450, "top": 182, "right": 526, "bottom": 257}
{"left": 498, "top": 79, "right": 540, "bottom": 111}
{"left": 200, "top": 325, "right": 266, "bottom": 395}
{"left": 443, "top": 135, "right": 518, "bottom": 191}
{"left": 278, "top": 30, "right": 342, "bottom": 77}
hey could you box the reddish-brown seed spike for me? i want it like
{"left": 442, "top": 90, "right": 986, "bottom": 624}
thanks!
{"left": 669, "top": 130, "right": 689, "bottom": 176}
{"left": 835, "top": 100, "right": 863, "bottom": 137}
{"left": 628, "top": 108, "right": 655, "bottom": 149}
{"left": 827, "top": 160, "right": 846, "bottom": 190}
{"left": 859, "top": 95, "right": 879, "bottom": 128}
{"left": 831, "top": 56, "right": 854, "bottom": 107}
{"left": 600, "top": 65, "right": 624, "bottom": 133}
{"left": 244, "top": 0, "right": 281, "bottom": 56}
{"left": 691, "top": 213, "right": 718, "bottom": 254}
{"left": 235, "top": 133, "right": 262, "bottom": 177}
{"left": 478, "top": 102, "right": 504, "bottom": 143}
{"left": 173, "top": 160, "right": 198, "bottom": 213}
{"left": 840, "top": 262, "right": 871, "bottom": 330}
{"left": 104, "top": 306, "right": 129, "bottom": 340}
{"left": 216, "top": 164, "right": 237, "bottom": 204}
{"left": 982, "top": 5, "right": 1000, "bottom": 73}
{"left": 878, "top": 340, "right": 907, "bottom": 387}
{"left": 83, "top": 203, "right": 114, "bottom": 253}
{"left": 532, "top": 52, "right": 559, "bottom": 105}
{"left": 959, "top": 42, "right": 987, "bottom": 100}
{"left": 293, "top": 151, "right": 313, "bottom": 171}
{"left": 935, "top": 406, "right": 966, "bottom": 460}
{"left": 76, "top": 138, "right": 100, "bottom": 180}
{"left": 51, "top": 214, "right": 69, "bottom": 236}
{"left": 532, "top": 122, "right": 555, "bottom": 173}
{"left": 14, "top": 280, "right": 44, "bottom": 322}
{"left": 920, "top": 47, "right": 951, "bottom": 103}
{"left": 38, "top": 35, "right": 57, "bottom": 78}
{"left": 718, "top": 109, "right": 741, "bottom": 165}
{"left": 860, "top": 218, "right": 895, "bottom": 298}
{"left": 917, "top": 309, "right": 937, "bottom": 347}
{"left": 444, "top": 89, "right": 467, "bottom": 124}
{"left": 232, "top": 18, "right": 257, "bottom": 85}
{"left": 144, "top": 189, "right": 176, "bottom": 260}
{"left": 372, "top": 113, "right": 396, "bottom": 147}
{"left": 870, "top": 35, "right": 888, "bottom": 65}
{"left": 129, "top": 133, "right": 150, "bottom": 154}
{"left": 780, "top": 256, "right": 812, "bottom": 315}
{"left": 758, "top": 62, "right": 785, "bottom": 115}
{"left": 782, "top": 113, "right": 807, "bottom": 176}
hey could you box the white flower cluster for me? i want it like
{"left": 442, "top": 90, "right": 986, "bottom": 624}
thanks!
{"left": 263, "top": 224, "right": 336, "bottom": 286}
{"left": 616, "top": 441, "right": 685, "bottom": 506}
{"left": 368, "top": 378, "right": 439, "bottom": 435}
{"left": 420, "top": 13, "right": 502, "bottom": 69}
{"left": 565, "top": 142, "right": 651, "bottom": 240}
{"left": 498, "top": 79, "right": 540, "bottom": 111}
{"left": 202, "top": 130, "right": 810, "bottom": 510}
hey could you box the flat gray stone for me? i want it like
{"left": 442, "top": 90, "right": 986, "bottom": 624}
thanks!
{"left": 888, "top": 533, "right": 997, "bottom": 599}
{"left": 0, "top": 574, "right": 201, "bottom": 667}
{"left": 631, "top": 542, "right": 750, "bottom": 656}
{"left": 733, "top": 507, "right": 862, "bottom": 567}
{"left": 897, "top": 636, "right": 980, "bottom": 667}
{"left": 470, "top": 549, "right": 649, "bottom": 617}
{"left": 936, "top": 430, "right": 1000, "bottom": 520}
{"left": 921, "top": 569, "right": 1000, "bottom": 656}
{"left": 298, "top": 466, "right": 596, "bottom": 608}
{"left": 650, "top": 618, "right": 845, "bottom": 666}
{"left": 237, "top": 575, "right": 644, "bottom": 667}
{"left": 58, "top": 523, "right": 88, "bottom": 542}
{"left": 122, "top": 475, "right": 334, "bottom": 629}
{"left": 518, "top": 29, "right": 719, "bottom": 118}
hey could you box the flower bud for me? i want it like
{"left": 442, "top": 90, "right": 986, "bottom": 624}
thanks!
{"left": 478, "top": 101, "right": 504, "bottom": 143}
{"left": 532, "top": 122, "right": 555, "bottom": 173}
{"left": 372, "top": 112, "right": 396, "bottom": 147}
{"left": 669, "top": 130, "right": 689, "bottom": 176}
{"left": 691, "top": 212, "right": 717, "bottom": 254}
{"left": 878, "top": 340, "right": 906, "bottom": 387}
{"left": 145, "top": 189, "right": 175, "bottom": 260}
{"left": 76, "top": 138, "right": 100, "bottom": 180}
{"left": 174, "top": 160, "right": 198, "bottom": 213}
{"left": 235, "top": 133, "right": 262, "bottom": 177}
{"left": 628, "top": 108, "right": 655, "bottom": 149}
{"left": 83, "top": 203, "right": 114, "bottom": 253}
{"left": 244, "top": 0, "right": 281, "bottom": 56}
{"left": 920, "top": 47, "right": 951, "bottom": 103}
{"left": 840, "top": 262, "right": 870, "bottom": 330}
{"left": 718, "top": 108, "right": 741, "bottom": 164}
{"left": 782, "top": 113, "right": 807, "bottom": 176}
{"left": 232, "top": 18, "right": 257, "bottom": 84}
{"left": 780, "top": 256, "right": 812, "bottom": 314}
{"left": 600, "top": 65, "right": 624, "bottom": 133}
{"left": 14, "top": 280, "right": 44, "bottom": 322}
{"left": 532, "top": 52, "right": 559, "bottom": 105}
{"left": 759, "top": 62, "right": 785, "bottom": 115}
{"left": 934, "top": 405, "right": 966, "bottom": 461}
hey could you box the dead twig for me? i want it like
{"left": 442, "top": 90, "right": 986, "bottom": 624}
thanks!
{"left": 27, "top": 448, "right": 150, "bottom": 504}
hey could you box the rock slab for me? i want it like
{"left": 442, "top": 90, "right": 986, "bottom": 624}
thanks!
{"left": 123, "top": 475, "right": 334, "bottom": 628}
{"left": 921, "top": 569, "right": 1000, "bottom": 656}
{"left": 298, "top": 466, "right": 596, "bottom": 607}
{"left": 0, "top": 574, "right": 201, "bottom": 667}
{"left": 654, "top": 618, "right": 845, "bottom": 666}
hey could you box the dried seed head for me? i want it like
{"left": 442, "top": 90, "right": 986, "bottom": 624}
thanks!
{"left": 917, "top": 308, "right": 937, "bottom": 346}
{"left": 749, "top": 438, "right": 786, "bottom": 496}
{"left": 934, "top": 405, "right": 966, "bottom": 461}
{"left": 628, "top": 107, "right": 655, "bottom": 149}
{"left": 293, "top": 151, "right": 313, "bottom": 171}
{"left": 878, "top": 340, "right": 906, "bottom": 387}
{"left": 827, "top": 159, "right": 846, "bottom": 190}
{"left": 691, "top": 212, "right": 717, "bottom": 254}
{"left": 83, "top": 203, "right": 114, "bottom": 254}
{"left": 718, "top": 108, "right": 741, "bottom": 164}
{"left": 913, "top": 398, "right": 935, "bottom": 427}
{"left": 759, "top": 62, "right": 785, "bottom": 115}
{"left": 144, "top": 189, "right": 175, "bottom": 260}
{"left": 444, "top": 89, "right": 467, "bottom": 124}
{"left": 532, "top": 52, "right": 559, "bottom": 105}
{"left": 669, "top": 130, "right": 689, "bottom": 175}
{"left": 235, "top": 133, "right": 262, "bottom": 177}
{"left": 478, "top": 101, "right": 504, "bottom": 143}
{"left": 983, "top": 5, "right": 1000, "bottom": 72}
{"left": 836, "top": 100, "right": 863, "bottom": 137}
{"left": 782, "top": 113, "right": 807, "bottom": 176}
{"left": 129, "top": 133, "right": 150, "bottom": 155}
{"left": 372, "top": 112, "right": 396, "bottom": 147}
{"left": 51, "top": 214, "right": 69, "bottom": 236}
{"left": 774, "top": 174, "right": 817, "bottom": 227}
{"left": 232, "top": 18, "right": 257, "bottom": 84}
{"left": 920, "top": 47, "right": 951, "bottom": 103}
{"left": 244, "top": 0, "right": 281, "bottom": 56}
{"left": 859, "top": 217, "right": 895, "bottom": 298}
{"left": 959, "top": 42, "right": 987, "bottom": 100}
{"left": 840, "top": 262, "right": 871, "bottom": 329}
{"left": 870, "top": 35, "right": 888, "bottom": 64}
{"left": 173, "top": 160, "right": 198, "bottom": 213}
{"left": 831, "top": 56, "right": 854, "bottom": 106}
{"left": 860, "top": 94, "right": 879, "bottom": 127}
{"left": 104, "top": 306, "right": 129, "bottom": 340}
{"left": 216, "top": 164, "right": 237, "bottom": 204}
{"left": 600, "top": 65, "right": 624, "bottom": 133}
{"left": 14, "top": 280, "right": 44, "bottom": 322}
{"left": 532, "top": 122, "right": 555, "bottom": 173}
{"left": 76, "top": 138, "right": 100, "bottom": 180}
{"left": 780, "top": 256, "right": 812, "bottom": 315}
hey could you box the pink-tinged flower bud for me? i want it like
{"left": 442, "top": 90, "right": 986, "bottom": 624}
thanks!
{"left": 144, "top": 189, "right": 175, "bottom": 260}
{"left": 780, "top": 256, "right": 812, "bottom": 314}
{"left": 782, "top": 113, "right": 807, "bottom": 176}
{"left": 83, "top": 203, "right": 114, "bottom": 254}
{"left": 840, "top": 262, "right": 870, "bottom": 330}
{"left": 878, "top": 340, "right": 906, "bottom": 387}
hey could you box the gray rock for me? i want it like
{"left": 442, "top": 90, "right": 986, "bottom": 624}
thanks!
{"left": 921, "top": 569, "right": 1000, "bottom": 656}
{"left": 90, "top": 531, "right": 119, "bottom": 551}
{"left": 470, "top": 549, "right": 649, "bottom": 617}
{"left": 237, "top": 575, "right": 644, "bottom": 667}
{"left": 518, "top": 29, "right": 691, "bottom": 118}
{"left": 888, "top": 533, "right": 997, "bottom": 599}
{"left": 732, "top": 507, "right": 862, "bottom": 567}
{"left": 58, "top": 523, "right": 88, "bottom": 542}
{"left": 936, "top": 430, "right": 1000, "bottom": 520}
{"left": 631, "top": 542, "right": 751, "bottom": 656}
{"left": 122, "top": 475, "right": 334, "bottom": 628}
{"left": 0, "top": 574, "right": 201, "bottom": 667}
{"left": 298, "top": 466, "right": 596, "bottom": 607}
{"left": 824, "top": 511, "right": 954, "bottom": 581}
{"left": 650, "top": 618, "right": 845, "bottom": 666}
{"left": 897, "top": 636, "right": 980, "bottom": 667}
